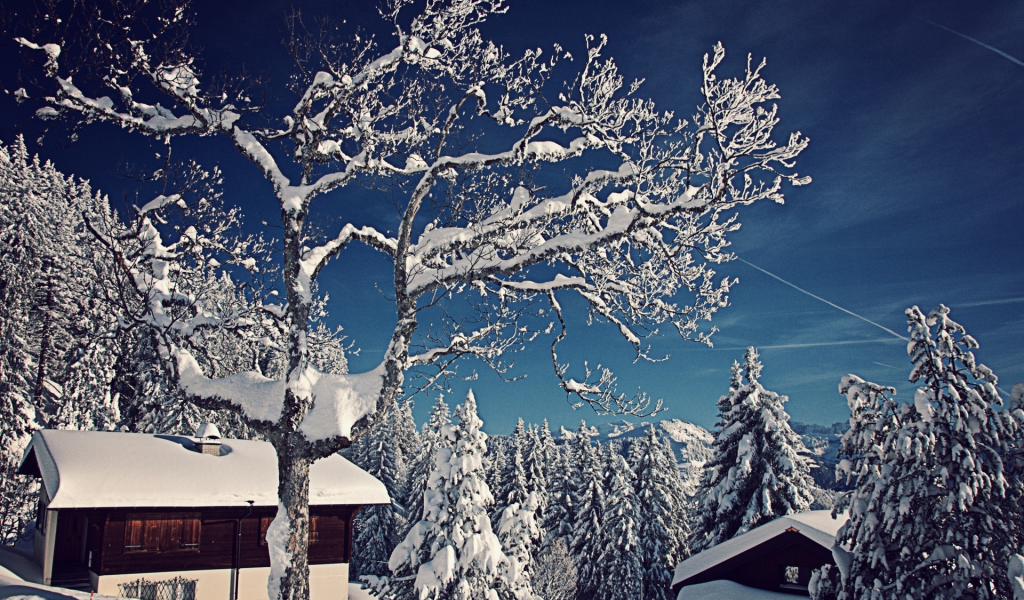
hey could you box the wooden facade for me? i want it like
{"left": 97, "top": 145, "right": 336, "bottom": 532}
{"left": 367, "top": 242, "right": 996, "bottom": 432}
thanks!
{"left": 47, "top": 505, "right": 359, "bottom": 578}
{"left": 672, "top": 528, "right": 835, "bottom": 597}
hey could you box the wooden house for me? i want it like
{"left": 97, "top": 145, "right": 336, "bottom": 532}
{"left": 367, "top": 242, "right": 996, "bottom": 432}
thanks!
{"left": 672, "top": 510, "right": 847, "bottom": 598}
{"left": 17, "top": 428, "right": 390, "bottom": 600}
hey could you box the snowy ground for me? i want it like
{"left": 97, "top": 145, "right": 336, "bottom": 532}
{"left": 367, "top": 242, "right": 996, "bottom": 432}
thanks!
{"left": 676, "top": 579, "right": 799, "bottom": 600}
{"left": 348, "top": 583, "right": 375, "bottom": 600}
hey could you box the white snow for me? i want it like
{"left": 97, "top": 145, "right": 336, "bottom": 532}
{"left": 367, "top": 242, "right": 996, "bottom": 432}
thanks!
{"left": 672, "top": 510, "right": 847, "bottom": 587}
{"left": 347, "top": 583, "right": 376, "bottom": 600}
{"left": 176, "top": 352, "right": 385, "bottom": 440}
{"left": 19, "top": 429, "right": 391, "bottom": 508}
{"left": 676, "top": 579, "right": 799, "bottom": 600}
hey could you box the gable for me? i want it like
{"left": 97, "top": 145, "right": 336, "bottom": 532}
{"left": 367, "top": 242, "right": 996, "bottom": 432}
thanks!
{"left": 676, "top": 530, "right": 834, "bottom": 589}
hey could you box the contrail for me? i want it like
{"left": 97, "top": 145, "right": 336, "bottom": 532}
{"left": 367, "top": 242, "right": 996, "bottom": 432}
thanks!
{"left": 873, "top": 361, "right": 901, "bottom": 370}
{"left": 956, "top": 296, "right": 1024, "bottom": 308}
{"left": 737, "top": 257, "right": 910, "bottom": 342}
{"left": 922, "top": 18, "right": 1024, "bottom": 68}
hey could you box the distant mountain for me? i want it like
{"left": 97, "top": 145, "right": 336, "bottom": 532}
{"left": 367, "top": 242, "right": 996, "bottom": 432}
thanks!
{"left": 581, "top": 418, "right": 850, "bottom": 496}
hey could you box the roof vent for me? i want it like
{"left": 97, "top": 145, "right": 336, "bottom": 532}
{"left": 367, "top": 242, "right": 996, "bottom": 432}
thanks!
{"left": 194, "top": 422, "right": 222, "bottom": 455}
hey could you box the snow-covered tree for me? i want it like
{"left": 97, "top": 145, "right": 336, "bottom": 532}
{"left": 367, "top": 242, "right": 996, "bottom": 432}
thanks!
{"left": 1010, "top": 550, "right": 1024, "bottom": 600}
{"left": 569, "top": 425, "right": 605, "bottom": 600}
{"left": 596, "top": 452, "right": 642, "bottom": 600}
{"left": 497, "top": 492, "right": 542, "bottom": 600}
{"left": 532, "top": 538, "right": 577, "bottom": 600}
{"left": 832, "top": 306, "right": 1021, "bottom": 599}
{"left": 404, "top": 395, "right": 452, "bottom": 533}
{"left": 11, "top": 0, "right": 809, "bottom": 597}
{"left": 351, "top": 405, "right": 405, "bottom": 578}
{"left": 493, "top": 419, "right": 531, "bottom": 524}
{"left": 692, "top": 347, "right": 814, "bottom": 551}
{"left": 630, "top": 426, "right": 684, "bottom": 600}
{"left": 376, "top": 391, "right": 515, "bottom": 600}
{"left": 541, "top": 433, "right": 574, "bottom": 547}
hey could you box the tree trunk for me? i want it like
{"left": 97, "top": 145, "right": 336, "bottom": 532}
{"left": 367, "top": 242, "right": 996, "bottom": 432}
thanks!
{"left": 273, "top": 441, "right": 312, "bottom": 600}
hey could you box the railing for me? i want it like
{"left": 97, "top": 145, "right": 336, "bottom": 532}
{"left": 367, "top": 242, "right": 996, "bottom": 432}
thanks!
{"left": 117, "top": 576, "right": 197, "bottom": 600}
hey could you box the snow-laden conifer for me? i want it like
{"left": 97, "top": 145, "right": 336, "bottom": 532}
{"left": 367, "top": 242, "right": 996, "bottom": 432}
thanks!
{"left": 493, "top": 419, "right": 531, "bottom": 524}
{"left": 352, "top": 405, "right": 405, "bottom": 578}
{"left": 833, "top": 305, "right": 1021, "bottom": 599}
{"left": 497, "top": 491, "right": 542, "bottom": 600}
{"left": 377, "top": 391, "right": 515, "bottom": 600}
{"left": 541, "top": 435, "right": 574, "bottom": 547}
{"left": 596, "top": 453, "right": 642, "bottom": 600}
{"left": 404, "top": 395, "right": 452, "bottom": 529}
{"left": 693, "top": 347, "right": 814, "bottom": 551}
{"left": 569, "top": 424, "right": 605, "bottom": 600}
{"left": 630, "top": 426, "right": 682, "bottom": 600}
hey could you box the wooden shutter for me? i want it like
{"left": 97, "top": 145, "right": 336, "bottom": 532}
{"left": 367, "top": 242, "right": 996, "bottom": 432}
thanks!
{"left": 162, "top": 516, "right": 183, "bottom": 553}
{"left": 259, "top": 517, "right": 272, "bottom": 546}
{"left": 124, "top": 515, "right": 146, "bottom": 553}
{"left": 181, "top": 515, "right": 201, "bottom": 550}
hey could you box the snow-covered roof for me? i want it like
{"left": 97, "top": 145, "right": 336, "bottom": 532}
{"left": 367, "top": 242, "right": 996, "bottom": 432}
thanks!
{"left": 676, "top": 579, "right": 799, "bottom": 600}
{"left": 672, "top": 510, "right": 847, "bottom": 588}
{"left": 19, "top": 430, "right": 391, "bottom": 509}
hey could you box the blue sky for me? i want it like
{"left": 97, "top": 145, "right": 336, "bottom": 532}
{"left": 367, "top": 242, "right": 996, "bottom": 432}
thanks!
{"left": 2, "top": 0, "right": 1022, "bottom": 434}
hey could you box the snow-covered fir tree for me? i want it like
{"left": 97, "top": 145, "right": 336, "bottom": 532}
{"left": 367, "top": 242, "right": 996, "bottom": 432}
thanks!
{"left": 832, "top": 305, "right": 1021, "bottom": 599}
{"left": 404, "top": 395, "right": 452, "bottom": 529}
{"left": 0, "top": 137, "right": 121, "bottom": 540}
{"left": 630, "top": 426, "right": 684, "bottom": 600}
{"left": 492, "top": 419, "right": 531, "bottom": 524}
{"left": 531, "top": 421, "right": 556, "bottom": 516}
{"left": 541, "top": 431, "right": 574, "bottom": 548}
{"left": 596, "top": 452, "right": 642, "bottom": 600}
{"left": 391, "top": 400, "right": 421, "bottom": 489}
{"left": 693, "top": 347, "right": 814, "bottom": 551}
{"left": 376, "top": 391, "right": 520, "bottom": 600}
{"left": 569, "top": 423, "right": 605, "bottom": 600}
{"left": 351, "top": 404, "right": 406, "bottom": 578}
{"left": 497, "top": 491, "right": 543, "bottom": 600}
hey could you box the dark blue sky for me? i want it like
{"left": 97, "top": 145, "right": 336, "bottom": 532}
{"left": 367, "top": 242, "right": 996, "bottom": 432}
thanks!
{"left": 3, "top": 0, "right": 1022, "bottom": 433}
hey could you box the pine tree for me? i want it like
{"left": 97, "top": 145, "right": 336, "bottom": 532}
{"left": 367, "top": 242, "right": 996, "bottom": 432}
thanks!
{"left": 404, "top": 395, "right": 451, "bottom": 529}
{"left": 833, "top": 306, "right": 1021, "bottom": 599}
{"left": 378, "top": 391, "right": 516, "bottom": 600}
{"left": 630, "top": 427, "right": 680, "bottom": 600}
{"left": 493, "top": 419, "right": 531, "bottom": 524}
{"left": 693, "top": 347, "right": 814, "bottom": 551}
{"left": 658, "top": 435, "right": 692, "bottom": 563}
{"left": 596, "top": 452, "right": 642, "bottom": 600}
{"left": 351, "top": 405, "right": 405, "bottom": 578}
{"left": 569, "top": 424, "right": 605, "bottom": 600}
{"left": 497, "top": 491, "right": 542, "bottom": 600}
{"left": 541, "top": 434, "right": 573, "bottom": 548}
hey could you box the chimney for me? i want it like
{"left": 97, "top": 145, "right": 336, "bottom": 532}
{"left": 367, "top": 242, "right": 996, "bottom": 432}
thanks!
{"left": 194, "top": 422, "right": 222, "bottom": 455}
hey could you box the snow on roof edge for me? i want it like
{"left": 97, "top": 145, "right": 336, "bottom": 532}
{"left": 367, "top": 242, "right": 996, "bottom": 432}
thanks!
{"left": 673, "top": 510, "right": 847, "bottom": 587}
{"left": 25, "top": 430, "right": 391, "bottom": 509}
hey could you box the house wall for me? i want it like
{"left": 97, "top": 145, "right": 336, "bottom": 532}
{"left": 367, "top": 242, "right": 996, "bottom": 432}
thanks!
{"left": 674, "top": 531, "right": 836, "bottom": 597}
{"left": 90, "top": 506, "right": 356, "bottom": 576}
{"left": 722, "top": 541, "right": 828, "bottom": 591}
{"left": 92, "top": 564, "right": 349, "bottom": 600}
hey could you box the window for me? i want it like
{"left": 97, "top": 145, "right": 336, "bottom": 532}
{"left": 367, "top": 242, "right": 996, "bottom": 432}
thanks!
{"left": 780, "top": 565, "right": 807, "bottom": 591}
{"left": 124, "top": 513, "right": 201, "bottom": 553}
{"left": 259, "top": 516, "right": 318, "bottom": 545}
{"left": 783, "top": 566, "right": 799, "bottom": 584}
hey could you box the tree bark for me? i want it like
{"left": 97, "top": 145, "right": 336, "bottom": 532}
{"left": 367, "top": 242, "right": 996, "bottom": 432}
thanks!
{"left": 274, "top": 439, "right": 311, "bottom": 600}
